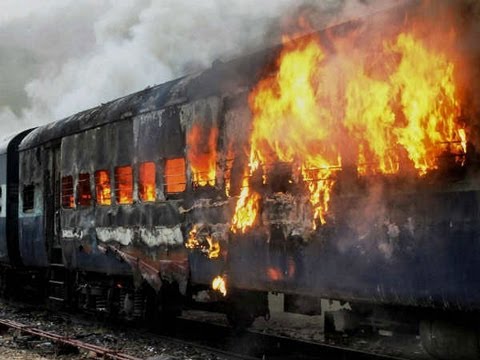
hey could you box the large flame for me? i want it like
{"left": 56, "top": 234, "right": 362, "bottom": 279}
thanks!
{"left": 231, "top": 176, "right": 261, "bottom": 233}
{"left": 187, "top": 123, "right": 218, "bottom": 187}
{"left": 231, "top": 26, "right": 464, "bottom": 230}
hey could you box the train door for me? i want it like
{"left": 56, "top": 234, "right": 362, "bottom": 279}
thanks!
{"left": 44, "top": 142, "right": 61, "bottom": 264}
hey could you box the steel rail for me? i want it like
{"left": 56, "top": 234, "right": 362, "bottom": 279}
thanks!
{"left": 0, "top": 318, "right": 141, "bottom": 360}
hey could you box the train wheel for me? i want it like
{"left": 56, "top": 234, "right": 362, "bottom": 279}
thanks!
{"left": 420, "top": 318, "right": 480, "bottom": 360}
{"left": 225, "top": 290, "right": 268, "bottom": 331}
{"left": 226, "top": 303, "right": 255, "bottom": 330}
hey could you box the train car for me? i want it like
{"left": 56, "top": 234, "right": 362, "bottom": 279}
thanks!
{"left": 0, "top": 129, "right": 35, "bottom": 294}
{"left": 14, "top": 49, "right": 274, "bottom": 316}
{"left": 2, "top": 4, "right": 480, "bottom": 358}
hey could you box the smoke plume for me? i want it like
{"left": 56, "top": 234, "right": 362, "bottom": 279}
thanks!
{"left": 0, "top": 0, "right": 406, "bottom": 136}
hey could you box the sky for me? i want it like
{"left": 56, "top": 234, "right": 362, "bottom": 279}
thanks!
{"left": 0, "top": 0, "right": 405, "bottom": 136}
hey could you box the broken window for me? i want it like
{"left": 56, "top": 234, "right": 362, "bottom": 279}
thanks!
{"left": 139, "top": 162, "right": 156, "bottom": 202}
{"left": 164, "top": 158, "right": 186, "bottom": 194}
{"left": 61, "top": 176, "right": 74, "bottom": 209}
{"left": 95, "top": 170, "right": 112, "bottom": 206}
{"left": 115, "top": 166, "right": 133, "bottom": 204}
{"left": 77, "top": 173, "right": 92, "bottom": 207}
{"left": 23, "top": 184, "right": 35, "bottom": 212}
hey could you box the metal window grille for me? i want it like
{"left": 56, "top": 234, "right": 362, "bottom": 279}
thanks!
{"left": 139, "top": 162, "right": 156, "bottom": 202}
{"left": 61, "top": 176, "right": 74, "bottom": 209}
{"left": 114, "top": 166, "right": 133, "bottom": 204}
{"left": 164, "top": 158, "right": 186, "bottom": 194}
{"left": 95, "top": 170, "right": 112, "bottom": 206}
{"left": 77, "top": 173, "right": 92, "bottom": 207}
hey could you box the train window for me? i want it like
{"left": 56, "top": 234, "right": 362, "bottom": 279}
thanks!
{"left": 139, "top": 162, "right": 156, "bottom": 202}
{"left": 23, "top": 185, "right": 35, "bottom": 212}
{"left": 95, "top": 170, "right": 112, "bottom": 206}
{"left": 77, "top": 173, "right": 92, "bottom": 207}
{"left": 115, "top": 166, "right": 133, "bottom": 204}
{"left": 61, "top": 176, "right": 74, "bottom": 208}
{"left": 164, "top": 158, "right": 186, "bottom": 194}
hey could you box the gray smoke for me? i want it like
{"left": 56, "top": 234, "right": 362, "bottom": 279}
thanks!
{"left": 0, "top": 0, "right": 404, "bottom": 136}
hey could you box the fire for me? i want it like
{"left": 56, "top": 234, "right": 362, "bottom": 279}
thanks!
{"left": 187, "top": 123, "right": 218, "bottom": 187}
{"left": 459, "top": 129, "right": 467, "bottom": 154}
{"left": 230, "top": 24, "right": 464, "bottom": 229}
{"left": 115, "top": 166, "right": 133, "bottom": 205}
{"left": 389, "top": 33, "right": 461, "bottom": 175}
{"left": 231, "top": 176, "right": 261, "bottom": 233}
{"left": 244, "top": 35, "right": 342, "bottom": 228}
{"left": 139, "top": 162, "right": 156, "bottom": 202}
{"left": 212, "top": 275, "right": 227, "bottom": 296}
{"left": 164, "top": 158, "right": 186, "bottom": 193}
{"left": 186, "top": 224, "right": 221, "bottom": 259}
{"left": 95, "top": 170, "right": 112, "bottom": 206}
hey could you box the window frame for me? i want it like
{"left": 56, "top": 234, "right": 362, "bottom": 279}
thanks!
{"left": 61, "top": 176, "right": 75, "bottom": 209}
{"left": 138, "top": 161, "right": 156, "bottom": 202}
{"left": 95, "top": 170, "right": 112, "bottom": 206}
{"left": 77, "top": 173, "right": 92, "bottom": 207}
{"left": 164, "top": 157, "right": 187, "bottom": 195}
{"left": 114, "top": 165, "right": 134, "bottom": 205}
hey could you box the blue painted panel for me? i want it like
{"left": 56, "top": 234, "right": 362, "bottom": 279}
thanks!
{"left": 0, "top": 217, "right": 7, "bottom": 263}
{"left": 75, "top": 248, "right": 132, "bottom": 275}
{"left": 223, "top": 190, "right": 480, "bottom": 311}
{"left": 0, "top": 153, "right": 7, "bottom": 263}
{"left": 19, "top": 216, "right": 48, "bottom": 267}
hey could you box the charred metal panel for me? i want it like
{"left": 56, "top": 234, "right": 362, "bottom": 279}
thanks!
{"left": 133, "top": 106, "right": 185, "bottom": 161}
{"left": 222, "top": 183, "right": 480, "bottom": 311}
{"left": 18, "top": 147, "right": 48, "bottom": 267}
{"left": 0, "top": 153, "right": 7, "bottom": 263}
{"left": 60, "top": 123, "right": 134, "bottom": 275}
{"left": 58, "top": 109, "right": 190, "bottom": 288}
{"left": 19, "top": 78, "right": 183, "bottom": 153}
{"left": 18, "top": 216, "right": 48, "bottom": 267}
{"left": 0, "top": 129, "right": 34, "bottom": 265}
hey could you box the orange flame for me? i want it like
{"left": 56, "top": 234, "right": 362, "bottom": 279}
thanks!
{"left": 231, "top": 176, "right": 261, "bottom": 233}
{"left": 115, "top": 166, "right": 133, "bottom": 205}
{"left": 187, "top": 123, "right": 218, "bottom": 187}
{"left": 186, "top": 224, "right": 221, "bottom": 259}
{"left": 139, "top": 162, "right": 156, "bottom": 202}
{"left": 212, "top": 275, "right": 227, "bottom": 296}
{"left": 165, "top": 158, "right": 186, "bottom": 193}
{"left": 231, "top": 26, "right": 464, "bottom": 229}
{"left": 95, "top": 170, "right": 112, "bottom": 206}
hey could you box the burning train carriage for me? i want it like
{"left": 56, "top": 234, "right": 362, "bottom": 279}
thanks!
{"left": 9, "top": 11, "right": 480, "bottom": 311}
{"left": 1, "top": 2, "right": 480, "bottom": 357}
{"left": 11, "top": 49, "right": 277, "bottom": 310}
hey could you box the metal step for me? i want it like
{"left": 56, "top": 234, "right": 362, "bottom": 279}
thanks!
{"left": 48, "top": 296, "right": 65, "bottom": 302}
{"left": 48, "top": 280, "right": 65, "bottom": 286}
{"left": 49, "top": 263, "right": 65, "bottom": 268}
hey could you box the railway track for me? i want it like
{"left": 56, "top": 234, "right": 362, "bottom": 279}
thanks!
{"left": 0, "top": 300, "right": 413, "bottom": 360}
{"left": 159, "top": 318, "right": 410, "bottom": 360}
{"left": 0, "top": 318, "right": 140, "bottom": 360}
